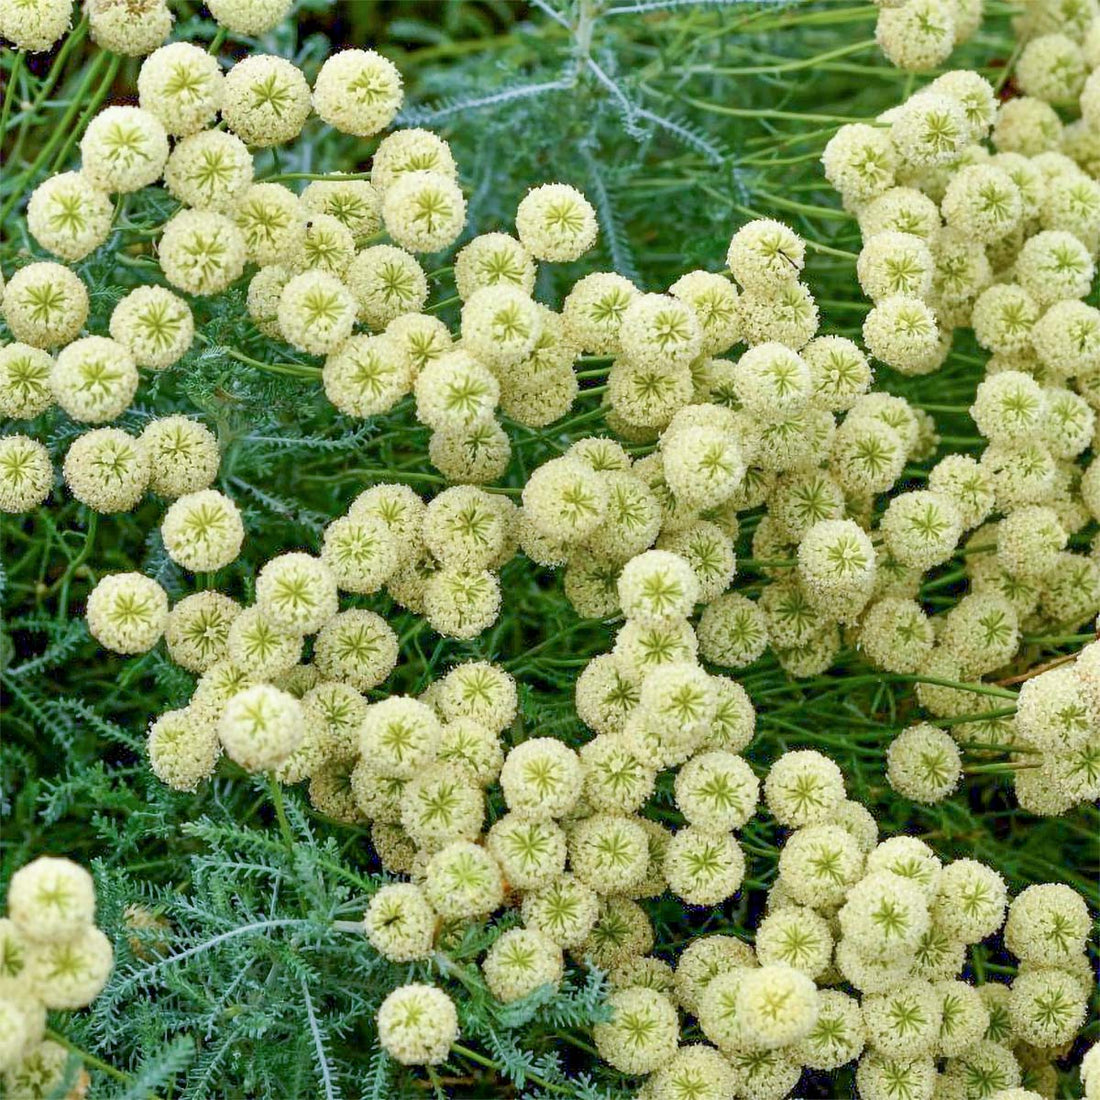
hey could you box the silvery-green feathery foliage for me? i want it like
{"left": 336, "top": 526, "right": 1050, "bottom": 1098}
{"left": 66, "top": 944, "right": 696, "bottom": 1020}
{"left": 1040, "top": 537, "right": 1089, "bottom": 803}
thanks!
{"left": 1, "top": 1, "right": 1098, "bottom": 1098}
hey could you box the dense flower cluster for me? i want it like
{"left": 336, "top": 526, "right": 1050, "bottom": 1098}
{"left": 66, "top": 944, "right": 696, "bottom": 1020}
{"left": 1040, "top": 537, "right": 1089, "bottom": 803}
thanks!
{"left": 2, "top": 2, "right": 1097, "bottom": 1096}
{"left": 1, "top": 856, "right": 112, "bottom": 1095}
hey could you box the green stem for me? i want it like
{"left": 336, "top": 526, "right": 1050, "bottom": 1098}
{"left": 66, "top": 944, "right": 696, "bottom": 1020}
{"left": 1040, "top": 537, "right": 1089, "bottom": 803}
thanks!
{"left": 52, "top": 512, "right": 98, "bottom": 618}
{"left": 45, "top": 1029, "right": 166, "bottom": 1099}
{"left": 0, "top": 50, "right": 112, "bottom": 223}
{"left": 0, "top": 50, "right": 24, "bottom": 142}
{"left": 427, "top": 294, "right": 461, "bottom": 313}
{"left": 50, "top": 53, "right": 121, "bottom": 175}
{"left": 682, "top": 95, "right": 876, "bottom": 126}
{"left": 448, "top": 1043, "right": 568, "bottom": 1095}
{"left": 208, "top": 27, "right": 228, "bottom": 54}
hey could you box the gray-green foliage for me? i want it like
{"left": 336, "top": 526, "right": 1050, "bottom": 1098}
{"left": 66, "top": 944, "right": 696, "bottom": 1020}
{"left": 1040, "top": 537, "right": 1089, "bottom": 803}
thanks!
{"left": 1, "top": 1, "right": 1097, "bottom": 1097}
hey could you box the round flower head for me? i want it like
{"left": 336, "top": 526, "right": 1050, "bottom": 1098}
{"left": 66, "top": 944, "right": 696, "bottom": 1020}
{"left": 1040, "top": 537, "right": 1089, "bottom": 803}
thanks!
{"left": 1015, "top": 665, "right": 1096, "bottom": 753}
{"left": 892, "top": 92, "right": 967, "bottom": 167}
{"left": 661, "top": 424, "right": 745, "bottom": 512}
{"left": 860, "top": 186, "right": 942, "bottom": 240}
{"left": 980, "top": 440, "right": 1057, "bottom": 511}
{"left": 85, "top": 572, "right": 168, "bottom": 654}
{"left": 8, "top": 856, "right": 94, "bottom": 943}
{"left": 574, "top": 653, "right": 640, "bottom": 737}
{"left": 561, "top": 271, "right": 638, "bottom": 355}
{"left": 991, "top": 97, "right": 1064, "bottom": 158}
{"left": 451, "top": 233, "right": 536, "bottom": 304}
{"left": 423, "top": 567, "right": 500, "bottom": 639}
{"left": 301, "top": 178, "right": 381, "bottom": 244}
{"left": 859, "top": 597, "right": 934, "bottom": 675}
{"left": 940, "top": 164, "right": 1023, "bottom": 244}
{"left": 802, "top": 335, "right": 872, "bottom": 412}
{"left": 580, "top": 472, "right": 659, "bottom": 564}
{"left": 63, "top": 427, "right": 149, "bottom": 512}
{"left": 926, "top": 454, "right": 994, "bottom": 530}
{"left": 0, "top": 342, "right": 53, "bottom": 420}
{"left": 359, "top": 695, "right": 440, "bottom": 780}
{"left": 648, "top": 1045, "right": 736, "bottom": 1100}
{"left": 823, "top": 122, "right": 897, "bottom": 204}
{"left": 733, "top": 342, "right": 812, "bottom": 416}
{"left": 886, "top": 723, "right": 962, "bottom": 804}
{"left": 161, "top": 489, "right": 244, "bottom": 573}
{"left": 363, "top": 883, "right": 434, "bottom": 963}
{"left": 159, "top": 210, "right": 247, "bottom": 296}
{"left": 423, "top": 840, "right": 504, "bottom": 920}
{"left": 777, "top": 824, "right": 864, "bottom": 908}
{"left": 27, "top": 172, "right": 112, "bottom": 262}
{"left": 664, "top": 826, "right": 745, "bottom": 906}
{"left": 856, "top": 1052, "right": 938, "bottom": 1100}
{"left": 675, "top": 933, "right": 756, "bottom": 1018}
{"left": 1016, "top": 230, "right": 1095, "bottom": 308}
{"left": 2, "top": 262, "right": 88, "bottom": 350}
{"left": 0, "top": 435, "right": 52, "bottom": 513}
{"left": 27, "top": 923, "right": 113, "bottom": 1009}
{"left": 569, "top": 812, "right": 650, "bottom": 893}
{"left": 737, "top": 279, "right": 819, "bottom": 350}
{"left": 371, "top": 128, "right": 456, "bottom": 194}
{"left": 593, "top": 987, "right": 679, "bottom": 1075}
{"left": 521, "top": 873, "right": 599, "bottom": 949}
{"left": 755, "top": 904, "right": 832, "bottom": 979}
{"left": 1004, "top": 883, "right": 1089, "bottom": 968}
{"left": 618, "top": 549, "right": 700, "bottom": 625}
{"left": 164, "top": 129, "right": 253, "bottom": 213}
{"left": 997, "top": 505, "right": 1067, "bottom": 581}
{"left": 434, "top": 717, "right": 503, "bottom": 787}
{"left": 218, "top": 683, "right": 303, "bottom": 772}
{"left": 147, "top": 706, "right": 221, "bottom": 792}
{"left": 0, "top": 0, "right": 71, "bottom": 50}
{"left": 313, "top": 609, "right": 398, "bottom": 692}
{"left": 86, "top": 0, "right": 172, "bottom": 55}
{"left": 797, "top": 518, "right": 876, "bottom": 621}
{"left": 857, "top": 231, "right": 933, "bottom": 302}
{"left": 1042, "top": 387, "right": 1094, "bottom": 459}
{"left": 164, "top": 591, "right": 240, "bottom": 673}
{"left": 221, "top": 54, "right": 310, "bottom": 148}
{"left": 618, "top": 292, "right": 702, "bottom": 373}
{"left": 932, "top": 860, "right": 1007, "bottom": 944}
{"left": 929, "top": 229, "right": 992, "bottom": 308}
{"left": 515, "top": 182, "right": 597, "bottom": 263}
{"left": 291, "top": 213, "right": 355, "bottom": 278}
{"left": 482, "top": 927, "right": 563, "bottom": 1003}
{"left": 734, "top": 964, "right": 819, "bottom": 1049}
{"left": 487, "top": 812, "right": 566, "bottom": 890}
{"left": 668, "top": 270, "right": 740, "bottom": 356}
{"left": 255, "top": 553, "right": 337, "bottom": 636}
{"left": 313, "top": 49, "right": 402, "bottom": 137}
{"left": 377, "top": 984, "right": 457, "bottom": 1066}
{"left": 50, "top": 336, "right": 138, "bottom": 427}
{"left": 879, "top": 489, "right": 962, "bottom": 572}
{"left": 80, "top": 105, "right": 169, "bottom": 195}
{"left": 110, "top": 286, "right": 193, "bottom": 371}
{"left": 876, "top": 0, "right": 955, "bottom": 70}
{"left": 138, "top": 42, "right": 223, "bottom": 137}
{"left": 726, "top": 218, "right": 805, "bottom": 292}
{"left": 1053, "top": 299, "right": 1100, "bottom": 378}
{"left": 140, "top": 416, "right": 219, "bottom": 499}
{"left": 414, "top": 349, "right": 498, "bottom": 432}
{"left": 862, "top": 980, "right": 942, "bottom": 1060}
{"left": 1008, "top": 968, "right": 1087, "bottom": 1048}
{"left": 460, "top": 285, "right": 541, "bottom": 370}
{"left": 400, "top": 763, "right": 484, "bottom": 851}
{"left": 232, "top": 185, "right": 306, "bottom": 268}
{"left": 795, "top": 989, "right": 865, "bottom": 1071}
{"left": 382, "top": 170, "right": 466, "bottom": 254}
{"left": 1041, "top": 174, "right": 1100, "bottom": 251}
{"left": 656, "top": 520, "right": 736, "bottom": 603}
{"left": 323, "top": 332, "right": 408, "bottom": 418}
{"left": 422, "top": 485, "right": 505, "bottom": 571}
{"left": 499, "top": 737, "right": 581, "bottom": 821}
{"left": 607, "top": 355, "right": 693, "bottom": 429}
{"left": 579, "top": 731, "right": 655, "bottom": 814}
{"left": 320, "top": 513, "right": 399, "bottom": 595}
{"left": 696, "top": 591, "right": 768, "bottom": 669}
{"left": 277, "top": 270, "right": 356, "bottom": 356}
{"left": 1016, "top": 31, "right": 1087, "bottom": 104}
{"left": 764, "top": 750, "right": 846, "bottom": 828}
{"left": 972, "top": 285, "right": 1042, "bottom": 356}
{"left": 521, "top": 455, "right": 607, "bottom": 544}
{"left": 862, "top": 296, "right": 941, "bottom": 375}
